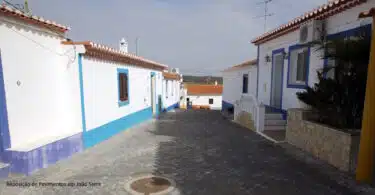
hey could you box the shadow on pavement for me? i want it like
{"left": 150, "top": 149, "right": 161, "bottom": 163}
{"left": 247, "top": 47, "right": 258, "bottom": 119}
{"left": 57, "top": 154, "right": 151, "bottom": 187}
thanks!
{"left": 149, "top": 109, "right": 359, "bottom": 195}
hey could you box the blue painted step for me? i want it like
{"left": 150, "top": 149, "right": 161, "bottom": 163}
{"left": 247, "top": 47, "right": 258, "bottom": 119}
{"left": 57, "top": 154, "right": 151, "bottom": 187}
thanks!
{"left": 0, "top": 162, "right": 10, "bottom": 178}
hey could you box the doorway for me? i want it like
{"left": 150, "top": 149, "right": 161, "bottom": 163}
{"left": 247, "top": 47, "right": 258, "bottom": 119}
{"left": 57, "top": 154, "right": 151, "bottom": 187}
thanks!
{"left": 270, "top": 49, "right": 284, "bottom": 109}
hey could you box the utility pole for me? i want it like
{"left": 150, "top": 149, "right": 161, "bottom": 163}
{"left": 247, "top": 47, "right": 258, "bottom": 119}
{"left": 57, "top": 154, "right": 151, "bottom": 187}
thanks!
{"left": 253, "top": 0, "right": 274, "bottom": 32}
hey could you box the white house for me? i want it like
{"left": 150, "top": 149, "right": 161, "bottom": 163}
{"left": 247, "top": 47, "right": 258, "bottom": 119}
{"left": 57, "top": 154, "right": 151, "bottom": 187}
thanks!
{"left": 222, "top": 60, "right": 257, "bottom": 114}
{"left": 183, "top": 84, "right": 223, "bottom": 110}
{"left": 162, "top": 70, "right": 182, "bottom": 112}
{"left": 0, "top": 4, "right": 180, "bottom": 176}
{"left": 235, "top": 0, "right": 374, "bottom": 142}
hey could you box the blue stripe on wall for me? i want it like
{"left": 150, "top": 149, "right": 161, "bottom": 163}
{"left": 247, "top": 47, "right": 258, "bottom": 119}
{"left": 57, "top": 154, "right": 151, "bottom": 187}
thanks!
{"left": 78, "top": 54, "right": 87, "bottom": 134}
{"left": 4, "top": 132, "right": 83, "bottom": 175}
{"left": 164, "top": 102, "right": 179, "bottom": 112}
{"left": 256, "top": 45, "right": 260, "bottom": 99}
{"left": 83, "top": 107, "right": 153, "bottom": 149}
{"left": 0, "top": 50, "right": 11, "bottom": 156}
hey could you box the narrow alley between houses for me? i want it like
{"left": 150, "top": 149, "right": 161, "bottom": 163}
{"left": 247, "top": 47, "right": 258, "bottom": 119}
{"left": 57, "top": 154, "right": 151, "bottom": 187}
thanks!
{"left": 0, "top": 110, "right": 372, "bottom": 195}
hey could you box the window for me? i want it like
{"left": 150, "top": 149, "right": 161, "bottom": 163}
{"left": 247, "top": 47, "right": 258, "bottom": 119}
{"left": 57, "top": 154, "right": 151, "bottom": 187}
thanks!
{"left": 322, "top": 24, "right": 371, "bottom": 80}
{"left": 242, "top": 74, "right": 248, "bottom": 93}
{"left": 288, "top": 46, "right": 309, "bottom": 88}
{"left": 209, "top": 98, "right": 214, "bottom": 105}
{"left": 117, "top": 69, "right": 129, "bottom": 107}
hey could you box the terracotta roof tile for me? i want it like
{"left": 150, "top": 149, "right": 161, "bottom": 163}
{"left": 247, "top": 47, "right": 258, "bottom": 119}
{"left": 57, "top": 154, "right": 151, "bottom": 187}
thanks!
{"left": 163, "top": 72, "right": 181, "bottom": 80}
{"left": 251, "top": 0, "right": 367, "bottom": 45}
{"left": 185, "top": 84, "right": 223, "bottom": 95}
{"left": 223, "top": 59, "right": 257, "bottom": 72}
{"left": 0, "top": 3, "right": 69, "bottom": 33}
{"left": 61, "top": 41, "right": 168, "bottom": 70}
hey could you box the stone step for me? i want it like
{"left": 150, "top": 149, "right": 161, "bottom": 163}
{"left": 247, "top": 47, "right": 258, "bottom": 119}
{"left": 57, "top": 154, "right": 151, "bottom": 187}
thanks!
{"left": 0, "top": 162, "right": 10, "bottom": 179}
{"left": 264, "top": 125, "right": 286, "bottom": 131}
{"left": 265, "top": 113, "right": 283, "bottom": 120}
{"left": 265, "top": 119, "right": 286, "bottom": 126}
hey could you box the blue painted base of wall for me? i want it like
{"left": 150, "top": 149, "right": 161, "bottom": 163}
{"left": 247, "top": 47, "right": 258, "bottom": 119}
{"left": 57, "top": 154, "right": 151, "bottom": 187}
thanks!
{"left": 0, "top": 164, "right": 10, "bottom": 178}
{"left": 222, "top": 101, "right": 234, "bottom": 112}
{"left": 83, "top": 107, "right": 152, "bottom": 149}
{"left": 3, "top": 133, "right": 83, "bottom": 175}
{"left": 0, "top": 107, "right": 154, "bottom": 176}
{"left": 163, "top": 102, "right": 179, "bottom": 112}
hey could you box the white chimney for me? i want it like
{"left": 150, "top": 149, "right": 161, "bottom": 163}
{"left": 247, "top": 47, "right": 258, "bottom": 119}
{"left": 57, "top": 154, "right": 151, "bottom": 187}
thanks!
{"left": 119, "top": 38, "right": 128, "bottom": 53}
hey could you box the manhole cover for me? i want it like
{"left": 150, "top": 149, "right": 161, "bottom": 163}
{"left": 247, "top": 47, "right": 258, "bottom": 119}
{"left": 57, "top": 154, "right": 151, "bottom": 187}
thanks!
{"left": 125, "top": 174, "right": 176, "bottom": 195}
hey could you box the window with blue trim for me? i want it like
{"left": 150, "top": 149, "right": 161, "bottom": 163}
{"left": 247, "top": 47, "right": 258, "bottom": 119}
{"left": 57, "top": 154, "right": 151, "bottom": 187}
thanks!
{"left": 117, "top": 69, "right": 129, "bottom": 106}
{"left": 288, "top": 45, "right": 309, "bottom": 87}
{"left": 324, "top": 24, "right": 372, "bottom": 79}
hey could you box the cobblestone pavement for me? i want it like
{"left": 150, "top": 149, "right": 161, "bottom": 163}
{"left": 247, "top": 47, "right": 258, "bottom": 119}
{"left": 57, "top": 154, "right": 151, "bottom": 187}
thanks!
{"left": 0, "top": 110, "right": 374, "bottom": 195}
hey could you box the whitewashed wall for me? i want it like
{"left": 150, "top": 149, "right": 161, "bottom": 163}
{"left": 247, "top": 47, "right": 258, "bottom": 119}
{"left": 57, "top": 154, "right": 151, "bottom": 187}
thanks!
{"left": 82, "top": 57, "right": 162, "bottom": 131}
{"left": 162, "top": 78, "right": 181, "bottom": 109}
{"left": 187, "top": 95, "right": 222, "bottom": 110}
{"left": 0, "top": 17, "right": 82, "bottom": 149}
{"left": 257, "top": 0, "right": 374, "bottom": 110}
{"left": 222, "top": 66, "right": 257, "bottom": 105}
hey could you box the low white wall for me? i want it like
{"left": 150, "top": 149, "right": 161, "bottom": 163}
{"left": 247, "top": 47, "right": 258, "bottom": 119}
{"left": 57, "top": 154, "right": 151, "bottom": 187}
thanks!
{"left": 0, "top": 17, "right": 82, "bottom": 149}
{"left": 222, "top": 66, "right": 257, "bottom": 105}
{"left": 187, "top": 95, "right": 222, "bottom": 110}
{"left": 257, "top": 0, "right": 374, "bottom": 110}
{"left": 82, "top": 56, "right": 162, "bottom": 131}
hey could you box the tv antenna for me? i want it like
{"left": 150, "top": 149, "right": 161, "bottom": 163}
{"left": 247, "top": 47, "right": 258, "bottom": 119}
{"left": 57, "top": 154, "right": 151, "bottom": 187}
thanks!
{"left": 253, "top": 0, "right": 274, "bottom": 32}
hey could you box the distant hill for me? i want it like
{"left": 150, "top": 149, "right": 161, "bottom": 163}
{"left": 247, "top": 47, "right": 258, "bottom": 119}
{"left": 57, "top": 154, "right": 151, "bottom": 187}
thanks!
{"left": 183, "top": 75, "right": 223, "bottom": 85}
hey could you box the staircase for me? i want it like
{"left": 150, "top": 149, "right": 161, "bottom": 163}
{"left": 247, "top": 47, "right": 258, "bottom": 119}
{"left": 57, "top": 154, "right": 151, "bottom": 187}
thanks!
{"left": 262, "top": 110, "right": 286, "bottom": 142}
{"left": 264, "top": 112, "right": 286, "bottom": 131}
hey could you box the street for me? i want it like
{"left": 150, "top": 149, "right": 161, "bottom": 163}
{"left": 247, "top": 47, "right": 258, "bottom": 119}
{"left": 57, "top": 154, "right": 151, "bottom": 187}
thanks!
{"left": 0, "top": 110, "right": 372, "bottom": 195}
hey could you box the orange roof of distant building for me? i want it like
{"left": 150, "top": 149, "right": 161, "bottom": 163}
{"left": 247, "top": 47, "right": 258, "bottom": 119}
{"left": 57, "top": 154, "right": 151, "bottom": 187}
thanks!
{"left": 163, "top": 72, "right": 181, "bottom": 80}
{"left": 185, "top": 84, "right": 223, "bottom": 95}
{"left": 61, "top": 41, "right": 168, "bottom": 71}
{"left": 251, "top": 0, "right": 367, "bottom": 45}
{"left": 0, "top": 3, "right": 69, "bottom": 33}
{"left": 223, "top": 59, "right": 257, "bottom": 72}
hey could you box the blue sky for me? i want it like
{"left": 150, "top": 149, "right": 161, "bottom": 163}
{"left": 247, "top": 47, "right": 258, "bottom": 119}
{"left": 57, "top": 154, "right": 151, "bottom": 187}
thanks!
{"left": 11, "top": 0, "right": 327, "bottom": 75}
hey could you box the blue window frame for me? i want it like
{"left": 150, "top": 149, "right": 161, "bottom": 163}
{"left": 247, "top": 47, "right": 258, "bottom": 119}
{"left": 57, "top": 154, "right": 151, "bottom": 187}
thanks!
{"left": 323, "top": 24, "right": 372, "bottom": 78}
{"left": 117, "top": 68, "right": 129, "bottom": 107}
{"left": 287, "top": 44, "right": 310, "bottom": 89}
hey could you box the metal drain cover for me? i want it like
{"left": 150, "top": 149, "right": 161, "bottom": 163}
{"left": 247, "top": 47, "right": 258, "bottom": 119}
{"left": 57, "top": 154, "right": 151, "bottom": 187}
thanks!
{"left": 125, "top": 174, "right": 176, "bottom": 195}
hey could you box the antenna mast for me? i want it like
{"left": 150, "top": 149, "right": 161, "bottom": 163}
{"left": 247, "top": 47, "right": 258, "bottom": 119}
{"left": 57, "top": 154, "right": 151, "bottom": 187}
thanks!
{"left": 253, "top": 0, "right": 274, "bottom": 32}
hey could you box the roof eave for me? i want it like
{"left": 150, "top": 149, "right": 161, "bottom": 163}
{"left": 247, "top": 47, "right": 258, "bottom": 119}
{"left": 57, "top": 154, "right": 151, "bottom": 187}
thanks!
{"left": 250, "top": 0, "right": 367, "bottom": 45}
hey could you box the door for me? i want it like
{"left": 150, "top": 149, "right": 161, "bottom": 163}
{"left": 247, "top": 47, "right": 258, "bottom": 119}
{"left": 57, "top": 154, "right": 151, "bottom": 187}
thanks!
{"left": 158, "top": 95, "right": 162, "bottom": 113}
{"left": 151, "top": 74, "right": 156, "bottom": 114}
{"left": 186, "top": 98, "right": 191, "bottom": 109}
{"left": 270, "top": 51, "right": 284, "bottom": 109}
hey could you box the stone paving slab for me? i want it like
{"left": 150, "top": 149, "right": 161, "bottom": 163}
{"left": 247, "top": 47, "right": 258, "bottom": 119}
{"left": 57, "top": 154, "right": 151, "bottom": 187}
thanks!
{"left": 0, "top": 109, "right": 374, "bottom": 195}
